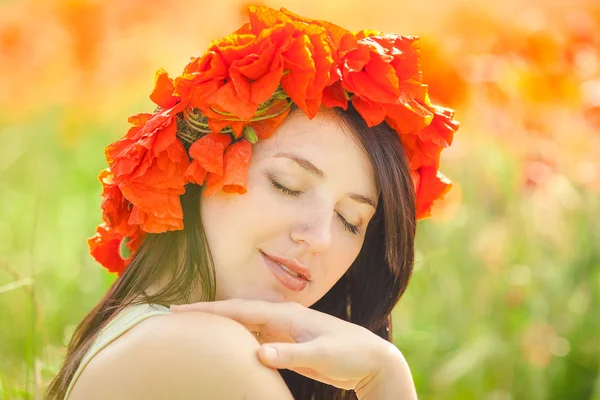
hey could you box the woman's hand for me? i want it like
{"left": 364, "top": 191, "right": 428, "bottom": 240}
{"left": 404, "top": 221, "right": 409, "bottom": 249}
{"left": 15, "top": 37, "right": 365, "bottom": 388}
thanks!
{"left": 170, "top": 299, "right": 416, "bottom": 398}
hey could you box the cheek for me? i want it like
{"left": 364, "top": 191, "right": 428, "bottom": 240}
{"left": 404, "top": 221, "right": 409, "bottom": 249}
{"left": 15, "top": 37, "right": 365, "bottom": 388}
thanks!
{"left": 201, "top": 166, "right": 274, "bottom": 241}
{"left": 320, "top": 239, "right": 363, "bottom": 285}
{"left": 304, "top": 240, "right": 363, "bottom": 307}
{"left": 199, "top": 195, "right": 253, "bottom": 270}
{"left": 199, "top": 182, "right": 286, "bottom": 263}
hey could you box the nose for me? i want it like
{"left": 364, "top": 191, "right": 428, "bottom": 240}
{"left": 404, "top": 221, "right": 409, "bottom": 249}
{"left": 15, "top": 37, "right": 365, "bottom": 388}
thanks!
{"left": 290, "top": 208, "right": 333, "bottom": 252}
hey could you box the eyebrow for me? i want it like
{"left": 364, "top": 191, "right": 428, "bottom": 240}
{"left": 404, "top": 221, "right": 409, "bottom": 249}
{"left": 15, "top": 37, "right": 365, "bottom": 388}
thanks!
{"left": 274, "top": 151, "right": 377, "bottom": 209}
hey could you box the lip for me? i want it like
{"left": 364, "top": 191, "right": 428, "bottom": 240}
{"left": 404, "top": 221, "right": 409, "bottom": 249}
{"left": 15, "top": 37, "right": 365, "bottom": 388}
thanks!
{"left": 262, "top": 251, "right": 312, "bottom": 280}
{"left": 261, "top": 251, "right": 310, "bottom": 292}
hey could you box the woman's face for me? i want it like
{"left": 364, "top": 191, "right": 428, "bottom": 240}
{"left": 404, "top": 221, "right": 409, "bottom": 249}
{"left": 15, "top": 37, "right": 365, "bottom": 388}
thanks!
{"left": 200, "top": 110, "right": 378, "bottom": 306}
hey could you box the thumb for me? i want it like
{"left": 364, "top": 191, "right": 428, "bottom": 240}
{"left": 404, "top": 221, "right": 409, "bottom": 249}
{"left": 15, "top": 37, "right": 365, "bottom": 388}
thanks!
{"left": 258, "top": 342, "right": 317, "bottom": 369}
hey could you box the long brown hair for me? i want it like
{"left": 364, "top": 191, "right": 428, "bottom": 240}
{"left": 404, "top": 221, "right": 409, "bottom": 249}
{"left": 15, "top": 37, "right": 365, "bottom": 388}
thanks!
{"left": 45, "top": 104, "right": 417, "bottom": 400}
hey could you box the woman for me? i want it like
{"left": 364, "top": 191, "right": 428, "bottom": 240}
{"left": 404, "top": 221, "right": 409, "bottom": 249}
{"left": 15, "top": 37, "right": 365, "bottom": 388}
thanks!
{"left": 46, "top": 5, "right": 458, "bottom": 399}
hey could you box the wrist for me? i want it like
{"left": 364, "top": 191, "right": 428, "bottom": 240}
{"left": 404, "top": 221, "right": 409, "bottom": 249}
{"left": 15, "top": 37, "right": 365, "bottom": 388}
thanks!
{"left": 355, "top": 342, "right": 417, "bottom": 400}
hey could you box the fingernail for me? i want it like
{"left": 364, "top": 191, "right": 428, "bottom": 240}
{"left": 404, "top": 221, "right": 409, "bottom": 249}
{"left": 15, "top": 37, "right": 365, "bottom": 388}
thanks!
{"left": 262, "top": 346, "right": 278, "bottom": 363}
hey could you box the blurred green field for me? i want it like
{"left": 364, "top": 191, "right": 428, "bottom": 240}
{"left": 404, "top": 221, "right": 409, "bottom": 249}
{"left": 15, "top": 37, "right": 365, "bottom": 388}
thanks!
{"left": 1, "top": 0, "right": 600, "bottom": 399}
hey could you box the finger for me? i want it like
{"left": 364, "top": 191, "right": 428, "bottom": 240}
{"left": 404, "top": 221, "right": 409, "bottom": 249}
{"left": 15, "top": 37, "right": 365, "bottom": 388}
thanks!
{"left": 171, "top": 299, "right": 302, "bottom": 331}
{"left": 170, "top": 302, "right": 264, "bottom": 333}
{"left": 258, "top": 342, "right": 319, "bottom": 370}
{"left": 170, "top": 302, "right": 212, "bottom": 312}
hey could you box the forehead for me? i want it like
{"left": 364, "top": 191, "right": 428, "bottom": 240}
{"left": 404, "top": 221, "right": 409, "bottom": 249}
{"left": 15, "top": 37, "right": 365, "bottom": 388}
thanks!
{"left": 253, "top": 110, "right": 378, "bottom": 194}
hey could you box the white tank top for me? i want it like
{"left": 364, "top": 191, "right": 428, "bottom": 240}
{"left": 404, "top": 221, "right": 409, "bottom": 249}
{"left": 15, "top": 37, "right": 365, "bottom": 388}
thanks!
{"left": 64, "top": 303, "right": 170, "bottom": 399}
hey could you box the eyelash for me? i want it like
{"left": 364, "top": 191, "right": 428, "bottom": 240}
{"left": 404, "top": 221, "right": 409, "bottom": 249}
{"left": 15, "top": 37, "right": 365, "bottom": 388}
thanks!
{"left": 268, "top": 177, "right": 361, "bottom": 235}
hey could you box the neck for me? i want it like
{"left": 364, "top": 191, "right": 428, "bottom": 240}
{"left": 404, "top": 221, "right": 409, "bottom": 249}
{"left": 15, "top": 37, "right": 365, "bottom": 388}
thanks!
{"left": 136, "top": 255, "right": 205, "bottom": 306}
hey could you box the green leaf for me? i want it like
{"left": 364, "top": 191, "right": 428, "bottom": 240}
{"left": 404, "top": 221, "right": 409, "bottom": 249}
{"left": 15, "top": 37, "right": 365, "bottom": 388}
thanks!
{"left": 119, "top": 236, "right": 131, "bottom": 259}
{"left": 244, "top": 126, "right": 258, "bottom": 144}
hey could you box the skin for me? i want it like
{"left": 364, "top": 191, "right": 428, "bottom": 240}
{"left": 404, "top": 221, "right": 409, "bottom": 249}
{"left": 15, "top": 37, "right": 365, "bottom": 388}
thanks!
{"left": 171, "top": 299, "right": 418, "bottom": 399}
{"left": 201, "top": 108, "right": 379, "bottom": 305}
{"left": 68, "top": 110, "right": 417, "bottom": 399}
{"left": 69, "top": 312, "right": 294, "bottom": 400}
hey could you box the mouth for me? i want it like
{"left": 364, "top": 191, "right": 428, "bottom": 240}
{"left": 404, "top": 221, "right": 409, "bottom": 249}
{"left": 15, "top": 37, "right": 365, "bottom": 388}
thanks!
{"left": 260, "top": 251, "right": 310, "bottom": 292}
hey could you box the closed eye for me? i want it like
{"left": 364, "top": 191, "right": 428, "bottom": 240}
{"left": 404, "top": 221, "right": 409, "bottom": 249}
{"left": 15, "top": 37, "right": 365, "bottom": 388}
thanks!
{"left": 268, "top": 176, "right": 361, "bottom": 235}
{"left": 268, "top": 176, "right": 302, "bottom": 196}
{"left": 336, "top": 212, "right": 360, "bottom": 235}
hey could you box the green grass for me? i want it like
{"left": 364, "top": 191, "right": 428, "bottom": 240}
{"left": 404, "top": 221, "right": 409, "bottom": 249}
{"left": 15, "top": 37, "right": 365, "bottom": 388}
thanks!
{"left": 0, "top": 105, "right": 599, "bottom": 399}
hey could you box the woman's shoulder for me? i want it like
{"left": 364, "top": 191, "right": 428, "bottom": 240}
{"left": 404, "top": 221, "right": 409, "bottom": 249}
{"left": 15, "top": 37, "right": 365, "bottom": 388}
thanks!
{"left": 68, "top": 310, "right": 293, "bottom": 400}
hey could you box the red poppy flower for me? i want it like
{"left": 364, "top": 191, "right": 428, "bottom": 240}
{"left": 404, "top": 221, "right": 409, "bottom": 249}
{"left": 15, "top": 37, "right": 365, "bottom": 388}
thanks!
{"left": 222, "top": 139, "right": 253, "bottom": 194}
{"left": 150, "top": 68, "right": 182, "bottom": 110}
{"left": 203, "top": 139, "right": 253, "bottom": 196}
{"left": 392, "top": 105, "right": 459, "bottom": 170}
{"left": 105, "top": 107, "right": 190, "bottom": 233}
{"left": 412, "top": 165, "right": 453, "bottom": 219}
{"left": 97, "top": 168, "right": 134, "bottom": 235}
{"left": 177, "top": 7, "right": 336, "bottom": 121}
{"left": 89, "top": 5, "right": 460, "bottom": 275}
{"left": 88, "top": 223, "right": 145, "bottom": 275}
{"left": 88, "top": 223, "right": 128, "bottom": 275}
{"left": 175, "top": 23, "right": 293, "bottom": 120}
{"left": 341, "top": 34, "right": 422, "bottom": 126}
{"left": 184, "top": 132, "right": 232, "bottom": 186}
{"left": 206, "top": 98, "right": 292, "bottom": 139}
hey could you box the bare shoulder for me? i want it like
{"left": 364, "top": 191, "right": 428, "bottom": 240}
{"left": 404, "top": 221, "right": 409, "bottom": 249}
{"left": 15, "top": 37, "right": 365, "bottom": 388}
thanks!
{"left": 69, "top": 311, "right": 293, "bottom": 400}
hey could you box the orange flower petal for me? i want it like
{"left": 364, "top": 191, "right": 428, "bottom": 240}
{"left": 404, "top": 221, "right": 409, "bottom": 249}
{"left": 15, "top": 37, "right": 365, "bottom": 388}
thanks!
{"left": 351, "top": 96, "right": 387, "bottom": 127}
{"left": 391, "top": 103, "right": 458, "bottom": 171}
{"left": 207, "top": 117, "right": 230, "bottom": 134}
{"left": 88, "top": 223, "right": 127, "bottom": 275}
{"left": 345, "top": 61, "right": 401, "bottom": 104}
{"left": 341, "top": 34, "right": 422, "bottom": 106}
{"left": 312, "top": 19, "right": 356, "bottom": 54}
{"left": 252, "top": 6, "right": 354, "bottom": 88}
{"left": 385, "top": 102, "right": 430, "bottom": 135}
{"left": 401, "top": 134, "right": 443, "bottom": 170}
{"left": 150, "top": 68, "right": 181, "bottom": 109}
{"left": 322, "top": 81, "right": 348, "bottom": 109}
{"left": 251, "top": 99, "right": 292, "bottom": 139}
{"left": 236, "top": 31, "right": 287, "bottom": 103}
{"left": 149, "top": 117, "right": 180, "bottom": 156}
{"left": 187, "top": 133, "right": 233, "bottom": 175}
{"left": 269, "top": 6, "right": 356, "bottom": 55}
{"left": 212, "top": 33, "right": 256, "bottom": 63}
{"left": 203, "top": 26, "right": 293, "bottom": 120}
{"left": 175, "top": 52, "right": 229, "bottom": 111}
{"left": 204, "top": 171, "right": 225, "bottom": 197}
{"left": 419, "top": 106, "right": 459, "bottom": 148}
{"left": 247, "top": 5, "right": 291, "bottom": 33}
{"left": 98, "top": 168, "right": 134, "bottom": 235}
{"left": 124, "top": 188, "right": 184, "bottom": 233}
{"left": 209, "top": 82, "right": 257, "bottom": 120}
{"left": 222, "top": 139, "right": 252, "bottom": 194}
{"left": 355, "top": 30, "right": 381, "bottom": 40}
{"left": 414, "top": 165, "right": 452, "bottom": 220}
{"left": 207, "top": 118, "right": 246, "bottom": 138}
{"left": 281, "top": 35, "right": 317, "bottom": 116}
{"left": 106, "top": 111, "right": 176, "bottom": 179}
{"left": 230, "top": 121, "right": 247, "bottom": 138}
{"left": 249, "top": 66, "right": 284, "bottom": 106}
{"left": 129, "top": 204, "right": 184, "bottom": 233}
{"left": 184, "top": 161, "right": 208, "bottom": 185}
{"left": 127, "top": 112, "right": 152, "bottom": 128}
